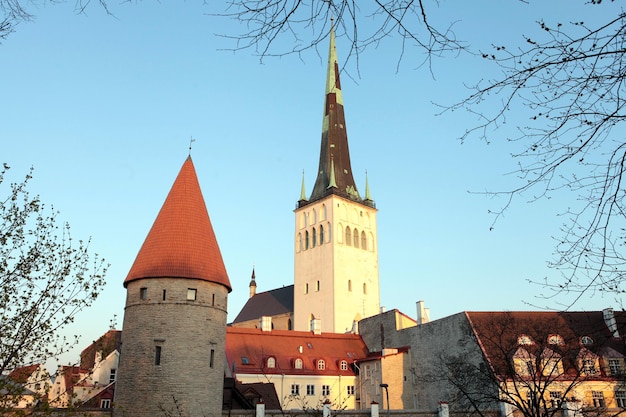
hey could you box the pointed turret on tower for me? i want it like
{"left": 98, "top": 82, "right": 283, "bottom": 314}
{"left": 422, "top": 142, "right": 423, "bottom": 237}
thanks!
{"left": 114, "top": 156, "right": 231, "bottom": 417}
{"left": 293, "top": 25, "right": 380, "bottom": 334}
{"left": 249, "top": 267, "right": 257, "bottom": 298}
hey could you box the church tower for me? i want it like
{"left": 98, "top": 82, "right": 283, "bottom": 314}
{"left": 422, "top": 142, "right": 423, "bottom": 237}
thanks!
{"left": 114, "top": 157, "right": 231, "bottom": 417}
{"left": 294, "top": 25, "right": 380, "bottom": 334}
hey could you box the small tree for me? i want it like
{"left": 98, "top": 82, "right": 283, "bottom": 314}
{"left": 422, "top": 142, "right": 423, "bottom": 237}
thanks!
{"left": 0, "top": 163, "right": 107, "bottom": 411}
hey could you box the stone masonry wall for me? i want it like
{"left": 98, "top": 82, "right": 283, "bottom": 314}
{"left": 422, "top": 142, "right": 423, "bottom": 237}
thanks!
{"left": 114, "top": 278, "right": 228, "bottom": 417}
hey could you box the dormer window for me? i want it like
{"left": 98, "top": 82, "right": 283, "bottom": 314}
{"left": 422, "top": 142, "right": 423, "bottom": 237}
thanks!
{"left": 581, "top": 336, "right": 594, "bottom": 346}
{"left": 548, "top": 334, "right": 564, "bottom": 346}
{"left": 294, "top": 358, "right": 303, "bottom": 369}
{"left": 267, "top": 357, "right": 276, "bottom": 368}
{"left": 340, "top": 360, "right": 348, "bottom": 371}
{"left": 518, "top": 335, "right": 533, "bottom": 345}
{"left": 317, "top": 359, "right": 326, "bottom": 370}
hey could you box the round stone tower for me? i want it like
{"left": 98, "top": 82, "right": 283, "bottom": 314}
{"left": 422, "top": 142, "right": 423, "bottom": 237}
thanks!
{"left": 114, "top": 156, "right": 232, "bottom": 417}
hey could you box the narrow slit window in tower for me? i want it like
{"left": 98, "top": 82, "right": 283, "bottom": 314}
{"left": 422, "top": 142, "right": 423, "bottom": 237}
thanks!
{"left": 155, "top": 346, "right": 162, "bottom": 365}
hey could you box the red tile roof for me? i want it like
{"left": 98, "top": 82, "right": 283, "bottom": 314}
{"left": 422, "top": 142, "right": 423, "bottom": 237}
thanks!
{"left": 226, "top": 327, "right": 368, "bottom": 377}
{"left": 125, "top": 157, "right": 231, "bottom": 291}
{"left": 8, "top": 364, "right": 40, "bottom": 384}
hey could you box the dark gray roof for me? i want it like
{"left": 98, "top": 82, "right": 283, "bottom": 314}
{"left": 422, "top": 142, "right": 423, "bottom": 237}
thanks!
{"left": 232, "top": 285, "right": 294, "bottom": 324}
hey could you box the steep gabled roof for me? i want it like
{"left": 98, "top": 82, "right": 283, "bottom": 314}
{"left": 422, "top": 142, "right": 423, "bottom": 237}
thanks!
{"left": 80, "top": 330, "right": 122, "bottom": 370}
{"left": 232, "top": 285, "right": 294, "bottom": 324}
{"left": 226, "top": 327, "right": 368, "bottom": 377}
{"left": 8, "top": 365, "right": 40, "bottom": 384}
{"left": 124, "top": 156, "right": 231, "bottom": 291}
{"left": 466, "top": 310, "right": 626, "bottom": 378}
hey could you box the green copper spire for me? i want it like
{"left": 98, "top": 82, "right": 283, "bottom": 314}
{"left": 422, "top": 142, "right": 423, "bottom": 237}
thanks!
{"left": 308, "top": 22, "right": 361, "bottom": 203}
{"left": 299, "top": 170, "right": 308, "bottom": 201}
{"left": 327, "top": 157, "right": 337, "bottom": 189}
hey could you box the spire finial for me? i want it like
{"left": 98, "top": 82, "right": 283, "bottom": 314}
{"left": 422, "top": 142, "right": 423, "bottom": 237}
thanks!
{"left": 365, "top": 170, "right": 372, "bottom": 201}
{"left": 299, "top": 170, "right": 308, "bottom": 201}
{"left": 189, "top": 136, "right": 196, "bottom": 155}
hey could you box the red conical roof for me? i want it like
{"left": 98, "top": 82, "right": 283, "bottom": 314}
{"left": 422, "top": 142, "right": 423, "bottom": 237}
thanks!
{"left": 124, "top": 156, "right": 231, "bottom": 291}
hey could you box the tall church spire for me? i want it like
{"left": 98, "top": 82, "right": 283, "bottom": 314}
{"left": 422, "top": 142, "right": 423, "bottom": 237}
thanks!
{"left": 308, "top": 23, "right": 363, "bottom": 204}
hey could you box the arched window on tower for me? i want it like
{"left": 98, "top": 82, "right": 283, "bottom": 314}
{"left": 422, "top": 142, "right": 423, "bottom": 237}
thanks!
{"left": 353, "top": 229, "right": 359, "bottom": 248}
{"left": 348, "top": 280, "right": 352, "bottom": 292}
{"left": 321, "top": 204, "right": 327, "bottom": 220}
{"left": 345, "top": 227, "right": 352, "bottom": 246}
{"left": 297, "top": 233, "right": 302, "bottom": 252}
{"left": 305, "top": 230, "right": 310, "bottom": 250}
{"left": 363, "top": 283, "right": 367, "bottom": 294}
{"left": 361, "top": 231, "right": 367, "bottom": 250}
{"left": 319, "top": 225, "right": 325, "bottom": 245}
{"left": 312, "top": 228, "right": 317, "bottom": 248}
{"left": 312, "top": 209, "right": 317, "bottom": 224}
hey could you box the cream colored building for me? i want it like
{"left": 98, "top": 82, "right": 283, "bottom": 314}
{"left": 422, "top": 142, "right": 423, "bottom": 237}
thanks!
{"left": 226, "top": 325, "right": 369, "bottom": 410}
{"left": 292, "top": 25, "right": 380, "bottom": 334}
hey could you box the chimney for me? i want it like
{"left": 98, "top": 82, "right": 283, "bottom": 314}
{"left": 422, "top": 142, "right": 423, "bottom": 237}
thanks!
{"left": 416, "top": 300, "right": 430, "bottom": 325}
{"left": 310, "top": 317, "right": 322, "bottom": 335}
{"left": 259, "top": 316, "right": 272, "bottom": 332}
{"left": 603, "top": 308, "right": 619, "bottom": 338}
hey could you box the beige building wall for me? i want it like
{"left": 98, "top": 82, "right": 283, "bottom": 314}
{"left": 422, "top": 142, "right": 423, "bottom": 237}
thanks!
{"left": 235, "top": 372, "right": 359, "bottom": 410}
{"left": 294, "top": 195, "right": 379, "bottom": 333}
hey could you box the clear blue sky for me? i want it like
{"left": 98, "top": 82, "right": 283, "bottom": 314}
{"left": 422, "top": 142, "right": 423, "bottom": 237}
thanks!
{"left": 1, "top": 1, "right": 620, "bottom": 368}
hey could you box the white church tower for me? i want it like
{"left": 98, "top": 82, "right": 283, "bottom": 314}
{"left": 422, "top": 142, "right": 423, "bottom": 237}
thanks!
{"left": 294, "top": 24, "right": 380, "bottom": 334}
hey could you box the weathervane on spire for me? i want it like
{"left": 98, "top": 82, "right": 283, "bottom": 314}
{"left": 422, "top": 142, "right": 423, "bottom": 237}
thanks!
{"left": 189, "top": 136, "right": 196, "bottom": 155}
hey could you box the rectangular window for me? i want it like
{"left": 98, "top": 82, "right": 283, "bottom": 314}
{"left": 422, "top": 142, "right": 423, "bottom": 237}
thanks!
{"left": 610, "top": 359, "right": 623, "bottom": 375}
{"left": 305, "top": 283, "right": 309, "bottom": 294}
{"left": 155, "top": 346, "right": 162, "bottom": 366}
{"left": 347, "top": 386, "right": 355, "bottom": 396}
{"left": 212, "top": 293, "right": 215, "bottom": 306}
{"left": 306, "top": 384, "right": 315, "bottom": 396}
{"left": 187, "top": 288, "right": 197, "bottom": 301}
{"left": 109, "top": 369, "right": 116, "bottom": 384}
{"left": 291, "top": 384, "right": 300, "bottom": 395}
{"left": 162, "top": 289, "right": 166, "bottom": 301}
{"left": 316, "top": 280, "right": 320, "bottom": 291}
{"left": 582, "top": 359, "right": 597, "bottom": 375}
{"left": 592, "top": 391, "right": 606, "bottom": 407}
{"left": 616, "top": 391, "right": 626, "bottom": 408}
{"left": 322, "top": 385, "right": 330, "bottom": 396}
{"left": 100, "top": 399, "right": 111, "bottom": 408}
{"left": 140, "top": 287, "right": 147, "bottom": 300}
{"left": 549, "top": 391, "right": 562, "bottom": 408}
{"left": 210, "top": 349, "right": 215, "bottom": 368}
